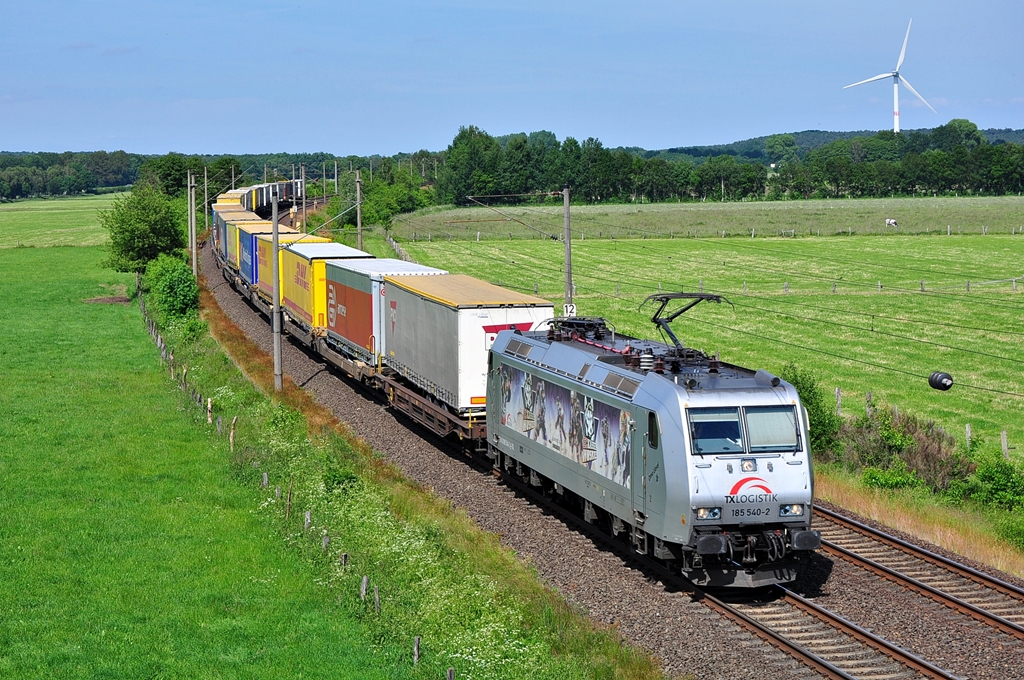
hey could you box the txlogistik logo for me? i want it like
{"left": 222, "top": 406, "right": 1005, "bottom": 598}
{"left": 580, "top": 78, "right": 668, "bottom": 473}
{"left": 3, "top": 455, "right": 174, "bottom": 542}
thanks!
{"left": 724, "top": 477, "right": 777, "bottom": 504}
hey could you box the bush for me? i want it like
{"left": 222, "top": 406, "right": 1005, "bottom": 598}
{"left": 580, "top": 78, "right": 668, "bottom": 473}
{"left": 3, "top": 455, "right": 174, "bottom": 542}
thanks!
{"left": 780, "top": 363, "right": 841, "bottom": 457}
{"left": 995, "top": 513, "right": 1024, "bottom": 551}
{"left": 862, "top": 460, "right": 922, "bottom": 490}
{"left": 101, "top": 184, "right": 184, "bottom": 273}
{"left": 840, "top": 404, "right": 967, "bottom": 492}
{"left": 969, "top": 454, "right": 1024, "bottom": 510}
{"left": 144, "top": 253, "right": 199, "bottom": 321}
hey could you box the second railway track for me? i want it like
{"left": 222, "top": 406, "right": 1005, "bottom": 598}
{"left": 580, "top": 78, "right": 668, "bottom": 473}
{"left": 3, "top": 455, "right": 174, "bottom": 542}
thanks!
{"left": 814, "top": 505, "right": 1024, "bottom": 640}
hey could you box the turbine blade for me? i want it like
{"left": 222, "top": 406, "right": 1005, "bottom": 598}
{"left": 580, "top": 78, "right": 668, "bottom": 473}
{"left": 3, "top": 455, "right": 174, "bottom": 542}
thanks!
{"left": 900, "top": 76, "right": 937, "bottom": 114}
{"left": 896, "top": 19, "right": 912, "bottom": 71}
{"left": 844, "top": 73, "right": 893, "bottom": 89}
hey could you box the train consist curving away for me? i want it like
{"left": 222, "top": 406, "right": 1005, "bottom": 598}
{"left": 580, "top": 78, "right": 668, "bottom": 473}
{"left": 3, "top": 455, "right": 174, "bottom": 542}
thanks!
{"left": 211, "top": 181, "right": 820, "bottom": 588}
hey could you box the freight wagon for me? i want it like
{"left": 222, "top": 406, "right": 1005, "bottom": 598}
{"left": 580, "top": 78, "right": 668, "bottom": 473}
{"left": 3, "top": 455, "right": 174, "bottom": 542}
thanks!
{"left": 382, "top": 274, "right": 553, "bottom": 415}
{"left": 323, "top": 258, "right": 448, "bottom": 367}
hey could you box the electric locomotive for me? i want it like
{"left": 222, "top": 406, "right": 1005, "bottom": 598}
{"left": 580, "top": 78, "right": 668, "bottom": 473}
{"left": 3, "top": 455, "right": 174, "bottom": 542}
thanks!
{"left": 486, "top": 294, "right": 821, "bottom": 587}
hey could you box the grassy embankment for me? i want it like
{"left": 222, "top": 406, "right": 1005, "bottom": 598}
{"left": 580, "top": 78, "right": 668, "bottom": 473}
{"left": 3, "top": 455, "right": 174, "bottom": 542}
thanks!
{"left": 398, "top": 196, "right": 1024, "bottom": 577}
{"left": 0, "top": 197, "right": 662, "bottom": 678}
{"left": 0, "top": 193, "right": 122, "bottom": 248}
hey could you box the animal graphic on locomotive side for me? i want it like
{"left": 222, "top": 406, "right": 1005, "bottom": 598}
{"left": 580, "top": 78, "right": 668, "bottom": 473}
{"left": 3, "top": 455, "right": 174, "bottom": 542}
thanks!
{"left": 500, "top": 365, "right": 630, "bottom": 488}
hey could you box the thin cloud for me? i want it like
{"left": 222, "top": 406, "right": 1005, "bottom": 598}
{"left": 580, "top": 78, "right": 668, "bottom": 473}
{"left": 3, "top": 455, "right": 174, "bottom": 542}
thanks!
{"left": 102, "top": 46, "right": 141, "bottom": 55}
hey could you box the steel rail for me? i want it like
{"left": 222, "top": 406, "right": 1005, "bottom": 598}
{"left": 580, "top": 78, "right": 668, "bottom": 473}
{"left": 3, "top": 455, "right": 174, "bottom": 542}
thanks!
{"left": 820, "top": 539, "right": 1024, "bottom": 639}
{"left": 815, "top": 505, "right": 1024, "bottom": 639}
{"left": 814, "top": 505, "right": 1024, "bottom": 601}
{"left": 777, "top": 587, "right": 957, "bottom": 679}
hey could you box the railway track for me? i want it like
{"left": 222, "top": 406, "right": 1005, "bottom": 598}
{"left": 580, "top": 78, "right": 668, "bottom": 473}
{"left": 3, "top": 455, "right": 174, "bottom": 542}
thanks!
{"left": 717, "top": 587, "right": 954, "bottom": 679}
{"left": 494, "top": 470, "right": 958, "bottom": 679}
{"left": 814, "top": 505, "right": 1024, "bottom": 641}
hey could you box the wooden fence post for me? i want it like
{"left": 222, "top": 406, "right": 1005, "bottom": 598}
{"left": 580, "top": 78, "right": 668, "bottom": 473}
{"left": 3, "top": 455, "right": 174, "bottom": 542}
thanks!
{"left": 966, "top": 423, "right": 972, "bottom": 449}
{"left": 360, "top": 576, "right": 368, "bottom": 601}
{"left": 866, "top": 391, "right": 873, "bottom": 417}
{"left": 1002, "top": 431, "right": 1009, "bottom": 459}
{"left": 304, "top": 510, "right": 311, "bottom": 530}
{"left": 207, "top": 398, "right": 212, "bottom": 424}
{"left": 414, "top": 636, "right": 420, "bottom": 666}
{"left": 286, "top": 477, "right": 293, "bottom": 520}
{"left": 835, "top": 387, "right": 842, "bottom": 417}
{"left": 229, "top": 416, "right": 238, "bottom": 452}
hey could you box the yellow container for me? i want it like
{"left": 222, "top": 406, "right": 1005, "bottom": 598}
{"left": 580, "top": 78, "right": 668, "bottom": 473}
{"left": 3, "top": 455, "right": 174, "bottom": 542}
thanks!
{"left": 279, "top": 242, "right": 374, "bottom": 331}
{"left": 255, "top": 234, "right": 331, "bottom": 303}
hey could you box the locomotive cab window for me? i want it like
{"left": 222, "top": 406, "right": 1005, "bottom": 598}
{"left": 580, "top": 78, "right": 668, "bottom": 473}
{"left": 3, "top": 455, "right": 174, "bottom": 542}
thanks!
{"left": 746, "top": 406, "right": 799, "bottom": 453}
{"left": 688, "top": 408, "right": 743, "bottom": 454}
{"left": 647, "top": 411, "right": 659, "bottom": 449}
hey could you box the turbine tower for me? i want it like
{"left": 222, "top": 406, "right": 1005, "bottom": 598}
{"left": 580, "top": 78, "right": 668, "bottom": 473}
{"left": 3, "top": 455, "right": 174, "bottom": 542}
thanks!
{"left": 844, "top": 19, "right": 936, "bottom": 133}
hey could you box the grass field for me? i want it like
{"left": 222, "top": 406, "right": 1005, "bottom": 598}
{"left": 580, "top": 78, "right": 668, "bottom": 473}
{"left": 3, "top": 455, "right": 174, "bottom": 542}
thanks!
{"left": 0, "top": 194, "right": 121, "bottom": 248}
{"left": 0, "top": 246, "right": 399, "bottom": 677}
{"left": 401, "top": 223, "right": 1024, "bottom": 462}
{"left": 392, "top": 195, "right": 1024, "bottom": 242}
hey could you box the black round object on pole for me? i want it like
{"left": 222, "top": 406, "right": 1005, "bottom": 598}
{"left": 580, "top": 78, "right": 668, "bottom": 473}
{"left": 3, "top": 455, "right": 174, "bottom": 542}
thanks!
{"left": 929, "top": 372, "right": 953, "bottom": 391}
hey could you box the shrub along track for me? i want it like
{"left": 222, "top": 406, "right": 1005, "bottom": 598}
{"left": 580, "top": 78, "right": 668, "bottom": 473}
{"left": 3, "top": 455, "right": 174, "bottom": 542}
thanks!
{"left": 198, "top": 244, "right": 1023, "bottom": 679}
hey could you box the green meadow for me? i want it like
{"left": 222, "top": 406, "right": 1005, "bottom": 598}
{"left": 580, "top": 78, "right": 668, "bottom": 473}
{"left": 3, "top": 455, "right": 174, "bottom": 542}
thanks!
{"left": 402, "top": 216, "right": 1024, "bottom": 460}
{"left": 393, "top": 195, "right": 1024, "bottom": 241}
{"left": 0, "top": 246, "right": 392, "bottom": 677}
{"left": 0, "top": 194, "right": 122, "bottom": 248}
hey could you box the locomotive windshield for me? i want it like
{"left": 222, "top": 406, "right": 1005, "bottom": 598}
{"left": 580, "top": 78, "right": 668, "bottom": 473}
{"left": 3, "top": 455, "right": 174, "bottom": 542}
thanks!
{"left": 688, "top": 405, "right": 799, "bottom": 455}
{"left": 689, "top": 408, "right": 744, "bottom": 454}
{"left": 746, "top": 406, "right": 799, "bottom": 453}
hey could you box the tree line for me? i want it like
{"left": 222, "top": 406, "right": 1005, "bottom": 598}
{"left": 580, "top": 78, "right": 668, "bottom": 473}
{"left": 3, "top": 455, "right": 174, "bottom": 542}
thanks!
{"left": 435, "top": 119, "right": 1024, "bottom": 205}
{"left": 0, "top": 150, "right": 143, "bottom": 199}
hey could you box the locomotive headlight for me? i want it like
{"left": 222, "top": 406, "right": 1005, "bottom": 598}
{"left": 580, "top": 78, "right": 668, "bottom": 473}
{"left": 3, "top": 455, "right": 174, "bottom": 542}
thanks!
{"left": 740, "top": 458, "right": 756, "bottom": 473}
{"left": 695, "top": 507, "right": 721, "bottom": 520}
{"left": 779, "top": 504, "right": 805, "bottom": 517}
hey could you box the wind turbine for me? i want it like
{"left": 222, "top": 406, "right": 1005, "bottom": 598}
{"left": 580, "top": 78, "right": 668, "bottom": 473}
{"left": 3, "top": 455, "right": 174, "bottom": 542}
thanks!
{"left": 844, "top": 19, "right": 936, "bottom": 133}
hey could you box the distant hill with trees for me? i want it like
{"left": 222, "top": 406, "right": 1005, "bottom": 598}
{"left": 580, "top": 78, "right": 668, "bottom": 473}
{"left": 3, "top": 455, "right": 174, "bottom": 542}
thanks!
{"left": 4, "top": 123, "right": 1023, "bottom": 204}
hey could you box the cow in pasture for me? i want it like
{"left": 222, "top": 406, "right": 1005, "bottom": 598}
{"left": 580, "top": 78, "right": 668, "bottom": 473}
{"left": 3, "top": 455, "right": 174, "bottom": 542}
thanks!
{"left": 885, "top": 218, "right": 898, "bottom": 231}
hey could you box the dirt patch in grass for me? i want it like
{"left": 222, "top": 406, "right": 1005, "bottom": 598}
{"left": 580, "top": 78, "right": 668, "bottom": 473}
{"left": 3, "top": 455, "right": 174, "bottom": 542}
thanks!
{"left": 85, "top": 283, "right": 129, "bottom": 304}
{"left": 84, "top": 296, "right": 130, "bottom": 304}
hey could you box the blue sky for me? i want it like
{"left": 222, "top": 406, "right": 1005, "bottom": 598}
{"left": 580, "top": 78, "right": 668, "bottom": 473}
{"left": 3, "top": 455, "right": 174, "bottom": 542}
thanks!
{"left": 2, "top": 0, "right": 1020, "bottom": 155}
